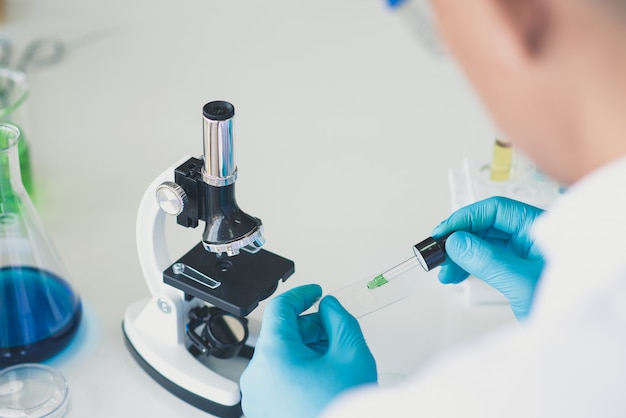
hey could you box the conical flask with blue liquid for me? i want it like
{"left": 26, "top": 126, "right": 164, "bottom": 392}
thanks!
{"left": 0, "top": 123, "right": 82, "bottom": 366}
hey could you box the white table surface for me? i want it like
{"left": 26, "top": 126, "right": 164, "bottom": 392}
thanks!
{"left": 2, "top": 0, "right": 515, "bottom": 416}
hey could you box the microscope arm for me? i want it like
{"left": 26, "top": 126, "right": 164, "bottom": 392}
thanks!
{"left": 136, "top": 156, "right": 190, "bottom": 297}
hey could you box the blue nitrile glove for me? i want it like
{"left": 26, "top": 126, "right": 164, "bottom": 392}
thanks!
{"left": 240, "top": 284, "right": 377, "bottom": 418}
{"left": 432, "top": 196, "right": 545, "bottom": 320}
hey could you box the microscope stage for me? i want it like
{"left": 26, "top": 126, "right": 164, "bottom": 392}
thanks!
{"left": 163, "top": 243, "right": 295, "bottom": 317}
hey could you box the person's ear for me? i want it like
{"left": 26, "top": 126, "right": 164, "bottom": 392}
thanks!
{"left": 491, "top": 0, "right": 551, "bottom": 57}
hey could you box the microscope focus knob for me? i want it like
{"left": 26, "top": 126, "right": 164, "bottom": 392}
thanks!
{"left": 156, "top": 181, "right": 187, "bottom": 216}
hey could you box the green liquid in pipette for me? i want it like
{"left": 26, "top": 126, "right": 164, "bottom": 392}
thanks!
{"left": 367, "top": 274, "right": 389, "bottom": 290}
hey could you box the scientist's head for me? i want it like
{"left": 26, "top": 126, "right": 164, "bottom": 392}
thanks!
{"left": 430, "top": 0, "right": 626, "bottom": 185}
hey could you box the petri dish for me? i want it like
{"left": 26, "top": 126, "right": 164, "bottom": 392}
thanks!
{"left": 0, "top": 363, "right": 70, "bottom": 418}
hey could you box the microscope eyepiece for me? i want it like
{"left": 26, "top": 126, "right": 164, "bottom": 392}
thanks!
{"left": 202, "top": 101, "right": 237, "bottom": 186}
{"left": 203, "top": 101, "right": 235, "bottom": 121}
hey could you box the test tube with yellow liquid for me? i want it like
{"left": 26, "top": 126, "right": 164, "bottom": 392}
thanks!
{"left": 489, "top": 138, "right": 513, "bottom": 181}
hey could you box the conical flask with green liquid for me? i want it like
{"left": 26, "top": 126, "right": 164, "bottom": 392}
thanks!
{"left": 0, "top": 123, "right": 82, "bottom": 366}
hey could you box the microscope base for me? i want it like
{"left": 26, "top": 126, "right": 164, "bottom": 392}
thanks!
{"left": 122, "top": 329, "right": 245, "bottom": 418}
{"left": 122, "top": 295, "right": 253, "bottom": 418}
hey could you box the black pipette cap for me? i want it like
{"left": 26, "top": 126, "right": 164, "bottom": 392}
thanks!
{"left": 413, "top": 234, "right": 450, "bottom": 271}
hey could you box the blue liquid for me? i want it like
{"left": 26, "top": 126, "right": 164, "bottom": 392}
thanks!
{"left": 0, "top": 266, "right": 82, "bottom": 366}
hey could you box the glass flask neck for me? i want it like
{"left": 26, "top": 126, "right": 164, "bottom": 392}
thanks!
{"left": 0, "top": 69, "right": 29, "bottom": 119}
{"left": 0, "top": 123, "right": 25, "bottom": 196}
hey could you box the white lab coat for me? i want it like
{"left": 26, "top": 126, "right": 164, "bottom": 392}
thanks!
{"left": 322, "top": 156, "right": 626, "bottom": 417}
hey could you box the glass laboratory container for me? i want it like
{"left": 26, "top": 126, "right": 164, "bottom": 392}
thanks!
{"left": 0, "top": 68, "right": 34, "bottom": 196}
{"left": 0, "top": 123, "right": 82, "bottom": 367}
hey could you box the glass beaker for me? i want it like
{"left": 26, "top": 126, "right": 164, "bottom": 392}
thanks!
{"left": 0, "top": 68, "right": 34, "bottom": 196}
{"left": 0, "top": 123, "right": 82, "bottom": 367}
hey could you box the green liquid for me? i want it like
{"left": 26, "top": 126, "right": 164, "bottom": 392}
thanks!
{"left": 367, "top": 274, "right": 388, "bottom": 290}
{"left": 0, "top": 123, "right": 34, "bottom": 195}
{"left": 18, "top": 135, "right": 34, "bottom": 195}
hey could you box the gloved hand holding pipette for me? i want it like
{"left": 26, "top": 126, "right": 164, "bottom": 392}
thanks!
{"left": 433, "top": 196, "right": 545, "bottom": 320}
{"left": 325, "top": 196, "right": 545, "bottom": 320}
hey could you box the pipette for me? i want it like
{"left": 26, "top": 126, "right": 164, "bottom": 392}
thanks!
{"left": 366, "top": 234, "right": 450, "bottom": 290}
{"left": 321, "top": 233, "right": 451, "bottom": 319}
